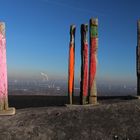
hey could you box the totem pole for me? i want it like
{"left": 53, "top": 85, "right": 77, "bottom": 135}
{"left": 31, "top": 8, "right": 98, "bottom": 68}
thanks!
{"left": 89, "top": 18, "right": 98, "bottom": 104}
{"left": 68, "top": 25, "right": 76, "bottom": 104}
{"left": 0, "top": 22, "right": 15, "bottom": 115}
{"left": 137, "top": 20, "right": 140, "bottom": 96}
{"left": 80, "top": 24, "right": 88, "bottom": 105}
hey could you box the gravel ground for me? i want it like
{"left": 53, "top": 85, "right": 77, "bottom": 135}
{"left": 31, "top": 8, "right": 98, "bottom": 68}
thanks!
{"left": 0, "top": 97, "right": 140, "bottom": 140}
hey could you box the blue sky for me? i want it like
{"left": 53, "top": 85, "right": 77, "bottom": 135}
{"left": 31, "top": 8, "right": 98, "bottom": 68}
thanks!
{"left": 0, "top": 0, "right": 139, "bottom": 84}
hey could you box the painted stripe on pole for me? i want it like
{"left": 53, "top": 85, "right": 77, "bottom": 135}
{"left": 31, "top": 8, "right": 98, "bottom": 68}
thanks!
{"left": 83, "top": 42, "right": 88, "bottom": 97}
{"left": 69, "top": 43, "right": 74, "bottom": 95}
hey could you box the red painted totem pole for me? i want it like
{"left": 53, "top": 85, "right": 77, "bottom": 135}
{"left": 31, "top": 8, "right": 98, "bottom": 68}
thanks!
{"left": 80, "top": 24, "right": 88, "bottom": 105}
{"left": 89, "top": 18, "right": 98, "bottom": 104}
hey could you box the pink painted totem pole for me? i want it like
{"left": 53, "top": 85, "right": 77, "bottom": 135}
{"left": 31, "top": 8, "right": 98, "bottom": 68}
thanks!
{"left": 80, "top": 24, "right": 88, "bottom": 105}
{"left": 89, "top": 18, "right": 98, "bottom": 104}
{"left": 0, "top": 22, "right": 15, "bottom": 115}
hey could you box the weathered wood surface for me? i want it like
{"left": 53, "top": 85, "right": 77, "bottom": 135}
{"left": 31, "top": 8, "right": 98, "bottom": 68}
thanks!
{"left": 137, "top": 20, "right": 140, "bottom": 95}
{"left": 80, "top": 24, "right": 88, "bottom": 105}
{"left": 89, "top": 18, "right": 98, "bottom": 104}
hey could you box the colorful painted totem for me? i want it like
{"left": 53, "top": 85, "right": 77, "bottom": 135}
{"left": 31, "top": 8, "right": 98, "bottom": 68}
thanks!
{"left": 68, "top": 25, "right": 76, "bottom": 104}
{"left": 137, "top": 20, "right": 140, "bottom": 96}
{"left": 0, "top": 22, "right": 15, "bottom": 115}
{"left": 89, "top": 18, "right": 98, "bottom": 104}
{"left": 80, "top": 24, "right": 88, "bottom": 105}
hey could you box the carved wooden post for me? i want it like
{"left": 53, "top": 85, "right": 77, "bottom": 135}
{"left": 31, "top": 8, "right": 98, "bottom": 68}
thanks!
{"left": 68, "top": 25, "right": 76, "bottom": 104}
{"left": 0, "top": 22, "right": 15, "bottom": 115}
{"left": 137, "top": 20, "right": 140, "bottom": 96}
{"left": 89, "top": 18, "right": 98, "bottom": 104}
{"left": 80, "top": 24, "right": 88, "bottom": 105}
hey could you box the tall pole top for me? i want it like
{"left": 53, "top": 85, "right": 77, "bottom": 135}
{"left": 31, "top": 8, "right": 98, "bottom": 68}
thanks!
{"left": 90, "top": 18, "right": 98, "bottom": 26}
{"left": 90, "top": 18, "right": 98, "bottom": 38}
{"left": 137, "top": 20, "right": 140, "bottom": 45}
{"left": 0, "top": 22, "right": 5, "bottom": 37}
{"left": 70, "top": 25, "right": 76, "bottom": 43}
{"left": 81, "top": 24, "right": 88, "bottom": 43}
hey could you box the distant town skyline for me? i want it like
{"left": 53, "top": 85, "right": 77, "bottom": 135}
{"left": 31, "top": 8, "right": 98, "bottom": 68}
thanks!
{"left": 0, "top": 0, "right": 139, "bottom": 85}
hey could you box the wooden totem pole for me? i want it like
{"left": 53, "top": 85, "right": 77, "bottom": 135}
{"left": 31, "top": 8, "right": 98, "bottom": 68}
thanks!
{"left": 89, "top": 18, "right": 98, "bottom": 104}
{"left": 0, "top": 22, "right": 15, "bottom": 115}
{"left": 68, "top": 25, "right": 76, "bottom": 104}
{"left": 137, "top": 20, "right": 140, "bottom": 96}
{"left": 80, "top": 24, "right": 88, "bottom": 105}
